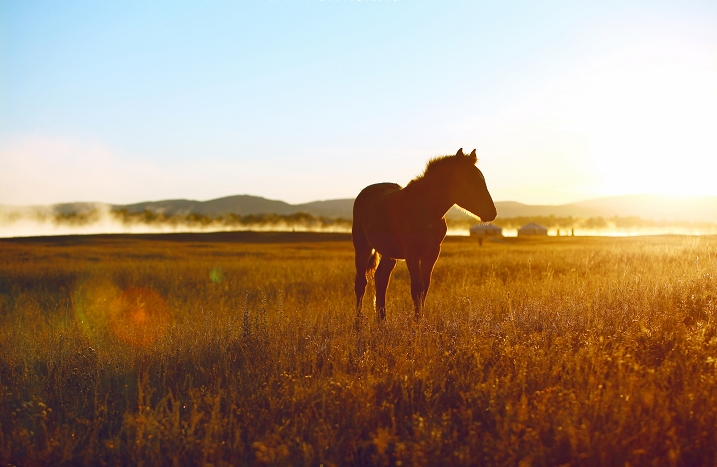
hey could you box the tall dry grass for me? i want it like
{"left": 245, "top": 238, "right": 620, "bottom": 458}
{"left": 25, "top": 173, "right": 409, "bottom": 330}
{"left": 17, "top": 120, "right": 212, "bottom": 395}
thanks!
{"left": 1, "top": 234, "right": 716, "bottom": 466}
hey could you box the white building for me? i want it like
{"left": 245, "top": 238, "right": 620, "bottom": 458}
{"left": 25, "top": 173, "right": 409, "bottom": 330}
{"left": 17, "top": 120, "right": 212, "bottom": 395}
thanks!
{"left": 469, "top": 223, "right": 503, "bottom": 236}
{"left": 518, "top": 222, "right": 548, "bottom": 236}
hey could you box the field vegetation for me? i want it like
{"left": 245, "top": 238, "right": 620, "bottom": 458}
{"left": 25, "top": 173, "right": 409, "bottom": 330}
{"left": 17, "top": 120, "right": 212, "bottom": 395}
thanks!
{"left": 1, "top": 233, "right": 716, "bottom": 466}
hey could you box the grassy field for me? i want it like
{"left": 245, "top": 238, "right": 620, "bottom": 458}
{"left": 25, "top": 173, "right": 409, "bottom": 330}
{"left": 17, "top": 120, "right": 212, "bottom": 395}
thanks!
{"left": 1, "top": 232, "right": 716, "bottom": 466}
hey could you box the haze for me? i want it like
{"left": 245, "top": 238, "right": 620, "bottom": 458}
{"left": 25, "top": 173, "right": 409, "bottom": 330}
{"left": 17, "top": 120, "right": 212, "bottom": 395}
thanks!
{"left": 1, "top": 1, "right": 716, "bottom": 207}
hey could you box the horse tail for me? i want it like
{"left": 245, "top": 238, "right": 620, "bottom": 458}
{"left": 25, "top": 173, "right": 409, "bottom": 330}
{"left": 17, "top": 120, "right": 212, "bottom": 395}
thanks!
{"left": 366, "top": 250, "right": 380, "bottom": 278}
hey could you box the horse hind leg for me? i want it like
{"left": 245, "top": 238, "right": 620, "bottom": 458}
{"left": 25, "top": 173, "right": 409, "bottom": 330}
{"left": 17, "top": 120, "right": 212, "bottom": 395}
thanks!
{"left": 374, "top": 257, "right": 397, "bottom": 321}
{"left": 353, "top": 235, "right": 379, "bottom": 318}
{"left": 356, "top": 250, "right": 380, "bottom": 314}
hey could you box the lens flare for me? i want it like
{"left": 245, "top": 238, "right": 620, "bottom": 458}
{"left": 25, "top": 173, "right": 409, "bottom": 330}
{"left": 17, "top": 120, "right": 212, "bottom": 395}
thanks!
{"left": 74, "top": 278, "right": 120, "bottom": 344}
{"left": 209, "top": 267, "right": 224, "bottom": 284}
{"left": 109, "top": 287, "right": 170, "bottom": 347}
{"left": 74, "top": 280, "right": 171, "bottom": 347}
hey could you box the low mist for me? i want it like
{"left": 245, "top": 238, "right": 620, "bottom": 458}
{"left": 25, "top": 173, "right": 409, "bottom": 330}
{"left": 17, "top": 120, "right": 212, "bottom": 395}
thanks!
{"left": 0, "top": 205, "right": 352, "bottom": 238}
{"left": 2, "top": 205, "right": 717, "bottom": 238}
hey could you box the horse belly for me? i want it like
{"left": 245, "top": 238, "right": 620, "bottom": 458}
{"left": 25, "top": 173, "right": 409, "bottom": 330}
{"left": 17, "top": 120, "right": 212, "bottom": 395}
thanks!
{"left": 361, "top": 205, "right": 404, "bottom": 258}
{"left": 365, "top": 229, "right": 404, "bottom": 259}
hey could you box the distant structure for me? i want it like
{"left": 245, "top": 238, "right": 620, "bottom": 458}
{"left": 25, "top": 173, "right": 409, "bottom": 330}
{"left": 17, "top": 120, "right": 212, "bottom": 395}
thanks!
{"left": 469, "top": 223, "right": 503, "bottom": 236}
{"left": 518, "top": 222, "right": 548, "bottom": 236}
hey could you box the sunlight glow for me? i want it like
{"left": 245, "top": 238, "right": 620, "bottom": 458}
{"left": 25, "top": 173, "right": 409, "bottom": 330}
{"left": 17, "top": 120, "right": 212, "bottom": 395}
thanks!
{"left": 565, "top": 46, "right": 716, "bottom": 197}
{"left": 491, "top": 35, "right": 717, "bottom": 202}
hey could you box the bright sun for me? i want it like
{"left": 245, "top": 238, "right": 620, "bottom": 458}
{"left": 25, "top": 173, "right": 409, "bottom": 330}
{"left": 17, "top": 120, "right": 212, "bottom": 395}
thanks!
{"left": 509, "top": 36, "right": 717, "bottom": 200}
{"left": 584, "top": 58, "right": 717, "bottom": 197}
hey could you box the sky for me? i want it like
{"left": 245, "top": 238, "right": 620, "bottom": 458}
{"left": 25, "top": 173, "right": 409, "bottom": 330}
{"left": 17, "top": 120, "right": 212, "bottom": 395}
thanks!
{"left": 1, "top": 0, "right": 716, "bottom": 206}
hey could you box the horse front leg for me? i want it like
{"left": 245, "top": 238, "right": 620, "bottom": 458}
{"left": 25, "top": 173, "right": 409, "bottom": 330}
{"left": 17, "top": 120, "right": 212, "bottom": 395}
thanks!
{"left": 419, "top": 247, "right": 441, "bottom": 311}
{"left": 406, "top": 257, "right": 426, "bottom": 320}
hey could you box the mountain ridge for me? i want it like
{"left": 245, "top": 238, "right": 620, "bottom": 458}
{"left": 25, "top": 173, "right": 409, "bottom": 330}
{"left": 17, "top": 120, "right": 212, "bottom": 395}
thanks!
{"left": 2, "top": 194, "right": 716, "bottom": 223}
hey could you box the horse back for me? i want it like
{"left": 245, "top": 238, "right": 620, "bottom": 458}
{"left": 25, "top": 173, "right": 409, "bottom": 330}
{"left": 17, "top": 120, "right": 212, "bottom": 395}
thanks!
{"left": 354, "top": 183, "right": 401, "bottom": 213}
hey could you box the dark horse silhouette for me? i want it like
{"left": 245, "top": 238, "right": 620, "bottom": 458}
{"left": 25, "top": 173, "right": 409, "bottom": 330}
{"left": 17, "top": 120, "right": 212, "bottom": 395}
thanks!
{"left": 352, "top": 148, "right": 497, "bottom": 320}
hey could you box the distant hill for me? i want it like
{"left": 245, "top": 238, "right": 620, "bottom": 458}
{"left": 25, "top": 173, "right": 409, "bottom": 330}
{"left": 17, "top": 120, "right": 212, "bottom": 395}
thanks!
{"left": 121, "top": 195, "right": 299, "bottom": 216}
{"left": 494, "top": 195, "right": 717, "bottom": 222}
{"left": 118, "top": 195, "right": 358, "bottom": 218}
{"left": 569, "top": 195, "right": 717, "bottom": 222}
{"left": 3, "top": 194, "right": 717, "bottom": 223}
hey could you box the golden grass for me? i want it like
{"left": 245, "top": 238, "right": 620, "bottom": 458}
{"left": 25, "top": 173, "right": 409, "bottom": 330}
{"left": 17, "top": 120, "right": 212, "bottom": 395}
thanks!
{"left": 1, "top": 233, "right": 716, "bottom": 466}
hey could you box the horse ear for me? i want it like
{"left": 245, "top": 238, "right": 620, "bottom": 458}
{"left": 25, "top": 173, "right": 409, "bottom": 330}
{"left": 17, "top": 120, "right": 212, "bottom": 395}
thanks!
{"left": 456, "top": 148, "right": 464, "bottom": 157}
{"left": 468, "top": 149, "right": 477, "bottom": 164}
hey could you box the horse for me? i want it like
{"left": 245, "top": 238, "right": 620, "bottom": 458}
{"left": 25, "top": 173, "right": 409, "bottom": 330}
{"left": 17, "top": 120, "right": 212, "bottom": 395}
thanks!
{"left": 352, "top": 148, "right": 497, "bottom": 321}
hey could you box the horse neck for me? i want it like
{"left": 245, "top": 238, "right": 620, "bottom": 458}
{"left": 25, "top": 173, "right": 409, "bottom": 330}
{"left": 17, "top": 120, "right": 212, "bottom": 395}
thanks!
{"left": 403, "top": 171, "right": 456, "bottom": 219}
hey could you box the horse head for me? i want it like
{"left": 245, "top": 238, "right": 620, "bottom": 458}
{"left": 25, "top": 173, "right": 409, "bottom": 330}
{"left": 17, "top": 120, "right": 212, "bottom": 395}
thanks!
{"left": 450, "top": 148, "right": 497, "bottom": 222}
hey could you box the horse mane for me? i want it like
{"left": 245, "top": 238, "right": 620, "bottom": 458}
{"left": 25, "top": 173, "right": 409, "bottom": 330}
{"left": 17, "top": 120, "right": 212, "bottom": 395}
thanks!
{"left": 407, "top": 154, "right": 474, "bottom": 186}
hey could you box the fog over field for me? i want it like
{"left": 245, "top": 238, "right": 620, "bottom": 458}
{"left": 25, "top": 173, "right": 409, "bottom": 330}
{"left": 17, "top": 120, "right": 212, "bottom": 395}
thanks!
{"left": 2, "top": 194, "right": 717, "bottom": 238}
